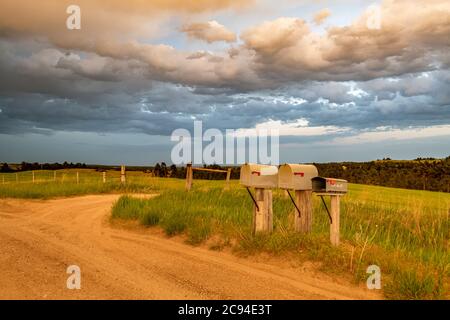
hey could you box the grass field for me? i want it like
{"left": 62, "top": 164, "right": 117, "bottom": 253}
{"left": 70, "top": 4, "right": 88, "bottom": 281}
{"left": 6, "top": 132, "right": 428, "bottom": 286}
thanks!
{"left": 1, "top": 169, "right": 449, "bottom": 299}
{"left": 0, "top": 169, "right": 156, "bottom": 198}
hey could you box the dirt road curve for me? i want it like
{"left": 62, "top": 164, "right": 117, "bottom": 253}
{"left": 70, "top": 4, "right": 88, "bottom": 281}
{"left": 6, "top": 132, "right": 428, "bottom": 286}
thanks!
{"left": 0, "top": 195, "right": 381, "bottom": 300}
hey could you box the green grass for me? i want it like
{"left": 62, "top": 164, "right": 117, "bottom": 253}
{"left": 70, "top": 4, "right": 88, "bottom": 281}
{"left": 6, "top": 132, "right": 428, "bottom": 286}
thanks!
{"left": 385, "top": 268, "right": 447, "bottom": 300}
{"left": 1, "top": 169, "right": 449, "bottom": 299}
{"left": 0, "top": 169, "right": 223, "bottom": 199}
{"left": 111, "top": 181, "right": 450, "bottom": 300}
{"left": 0, "top": 169, "right": 167, "bottom": 199}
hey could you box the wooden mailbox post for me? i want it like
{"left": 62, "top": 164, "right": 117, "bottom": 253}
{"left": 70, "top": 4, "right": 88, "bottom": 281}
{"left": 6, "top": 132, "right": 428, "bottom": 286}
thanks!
{"left": 312, "top": 177, "right": 348, "bottom": 246}
{"left": 278, "top": 164, "right": 318, "bottom": 234}
{"left": 240, "top": 163, "right": 278, "bottom": 234}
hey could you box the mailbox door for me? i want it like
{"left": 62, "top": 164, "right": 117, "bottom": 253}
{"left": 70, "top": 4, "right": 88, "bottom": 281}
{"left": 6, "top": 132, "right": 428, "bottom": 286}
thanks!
{"left": 312, "top": 177, "right": 327, "bottom": 193}
{"left": 278, "top": 165, "right": 293, "bottom": 189}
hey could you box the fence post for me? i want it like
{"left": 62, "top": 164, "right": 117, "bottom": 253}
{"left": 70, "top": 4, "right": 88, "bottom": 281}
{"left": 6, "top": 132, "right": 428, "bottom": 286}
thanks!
{"left": 103, "top": 172, "right": 106, "bottom": 183}
{"left": 224, "top": 168, "right": 231, "bottom": 190}
{"left": 294, "top": 190, "right": 313, "bottom": 233}
{"left": 54, "top": 171, "right": 57, "bottom": 182}
{"left": 76, "top": 172, "right": 79, "bottom": 184}
{"left": 32, "top": 171, "right": 35, "bottom": 183}
{"left": 121, "top": 165, "right": 126, "bottom": 184}
{"left": 185, "top": 163, "right": 193, "bottom": 191}
{"left": 330, "top": 195, "right": 341, "bottom": 246}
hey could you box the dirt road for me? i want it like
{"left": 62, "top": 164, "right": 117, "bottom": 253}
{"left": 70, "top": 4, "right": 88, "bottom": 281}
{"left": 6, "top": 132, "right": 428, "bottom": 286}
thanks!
{"left": 0, "top": 195, "right": 381, "bottom": 300}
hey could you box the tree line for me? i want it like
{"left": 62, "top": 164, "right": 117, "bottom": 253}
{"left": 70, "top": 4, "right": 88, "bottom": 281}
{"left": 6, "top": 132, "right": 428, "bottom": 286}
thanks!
{"left": 153, "top": 157, "right": 450, "bottom": 193}
{"left": 2, "top": 157, "right": 449, "bottom": 192}
{"left": 314, "top": 157, "right": 450, "bottom": 193}
{"left": 1, "top": 162, "right": 88, "bottom": 172}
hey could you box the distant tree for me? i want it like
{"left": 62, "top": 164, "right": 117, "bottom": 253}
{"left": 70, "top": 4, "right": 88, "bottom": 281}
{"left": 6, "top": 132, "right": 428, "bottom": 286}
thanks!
{"left": 0, "top": 163, "right": 13, "bottom": 173}
{"left": 20, "top": 162, "right": 29, "bottom": 171}
{"left": 169, "top": 164, "right": 177, "bottom": 177}
{"left": 154, "top": 163, "right": 161, "bottom": 177}
{"left": 160, "top": 162, "right": 167, "bottom": 177}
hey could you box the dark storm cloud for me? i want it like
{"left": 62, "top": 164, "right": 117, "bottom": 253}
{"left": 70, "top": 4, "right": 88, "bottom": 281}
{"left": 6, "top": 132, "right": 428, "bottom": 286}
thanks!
{"left": 0, "top": 0, "right": 450, "bottom": 141}
{"left": 1, "top": 38, "right": 450, "bottom": 138}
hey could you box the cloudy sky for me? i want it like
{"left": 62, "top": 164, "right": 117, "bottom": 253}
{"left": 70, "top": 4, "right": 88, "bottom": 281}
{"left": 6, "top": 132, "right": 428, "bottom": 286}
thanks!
{"left": 0, "top": 0, "right": 449, "bottom": 165}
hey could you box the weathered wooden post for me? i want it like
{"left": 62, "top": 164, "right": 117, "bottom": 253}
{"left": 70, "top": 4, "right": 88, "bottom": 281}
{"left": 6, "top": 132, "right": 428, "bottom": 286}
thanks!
{"left": 224, "top": 168, "right": 231, "bottom": 190}
{"left": 240, "top": 164, "right": 278, "bottom": 234}
{"left": 32, "top": 171, "right": 35, "bottom": 183}
{"left": 294, "top": 190, "right": 313, "bottom": 233}
{"left": 330, "top": 195, "right": 340, "bottom": 246}
{"left": 54, "top": 171, "right": 57, "bottom": 182}
{"left": 278, "top": 164, "right": 318, "bottom": 234}
{"left": 312, "top": 177, "right": 348, "bottom": 247}
{"left": 120, "top": 165, "right": 126, "bottom": 184}
{"left": 185, "top": 163, "right": 193, "bottom": 191}
{"left": 76, "top": 172, "right": 79, "bottom": 184}
{"left": 253, "top": 188, "right": 273, "bottom": 233}
{"left": 103, "top": 171, "right": 106, "bottom": 183}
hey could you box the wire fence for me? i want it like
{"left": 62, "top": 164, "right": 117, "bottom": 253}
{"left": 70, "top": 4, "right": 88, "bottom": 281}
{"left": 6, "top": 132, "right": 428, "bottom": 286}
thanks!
{"left": 0, "top": 170, "right": 149, "bottom": 185}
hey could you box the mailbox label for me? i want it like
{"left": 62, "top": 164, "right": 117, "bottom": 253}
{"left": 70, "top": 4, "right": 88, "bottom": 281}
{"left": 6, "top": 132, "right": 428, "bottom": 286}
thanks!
{"left": 251, "top": 171, "right": 261, "bottom": 176}
{"left": 294, "top": 172, "right": 305, "bottom": 177}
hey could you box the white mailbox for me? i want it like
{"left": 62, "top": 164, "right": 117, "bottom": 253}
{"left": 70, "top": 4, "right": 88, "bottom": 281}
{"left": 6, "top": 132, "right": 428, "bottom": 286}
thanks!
{"left": 278, "top": 164, "right": 318, "bottom": 190}
{"left": 240, "top": 163, "right": 278, "bottom": 189}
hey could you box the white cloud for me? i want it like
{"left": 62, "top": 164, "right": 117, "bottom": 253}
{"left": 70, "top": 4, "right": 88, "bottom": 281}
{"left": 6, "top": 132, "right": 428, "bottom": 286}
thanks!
{"left": 331, "top": 125, "right": 450, "bottom": 145}
{"left": 313, "top": 8, "right": 331, "bottom": 26}
{"left": 181, "top": 20, "right": 236, "bottom": 43}
{"left": 233, "top": 119, "right": 351, "bottom": 137}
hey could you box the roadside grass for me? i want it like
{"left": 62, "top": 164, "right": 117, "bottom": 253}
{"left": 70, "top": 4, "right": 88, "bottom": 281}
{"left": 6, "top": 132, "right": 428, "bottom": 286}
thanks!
{"left": 111, "top": 182, "right": 450, "bottom": 300}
